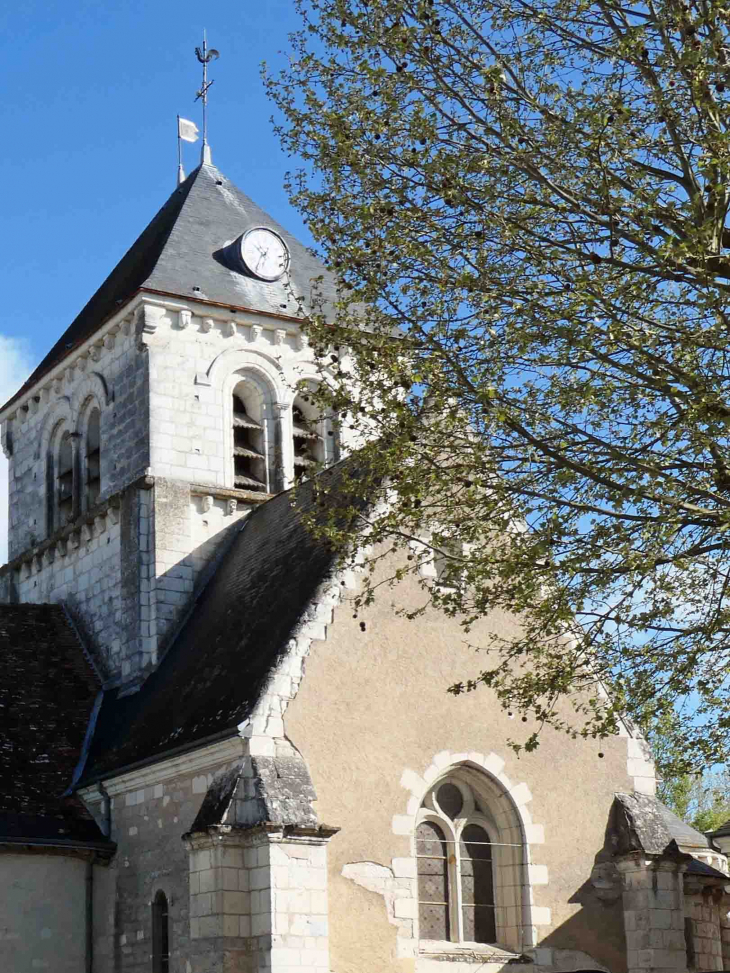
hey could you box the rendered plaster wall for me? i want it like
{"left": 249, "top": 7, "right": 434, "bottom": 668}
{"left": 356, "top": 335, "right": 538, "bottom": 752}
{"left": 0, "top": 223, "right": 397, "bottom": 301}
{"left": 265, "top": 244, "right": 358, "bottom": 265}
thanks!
{"left": 0, "top": 852, "right": 88, "bottom": 972}
{"left": 283, "top": 560, "right": 635, "bottom": 973}
{"left": 3, "top": 320, "right": 149, "bottom": 562}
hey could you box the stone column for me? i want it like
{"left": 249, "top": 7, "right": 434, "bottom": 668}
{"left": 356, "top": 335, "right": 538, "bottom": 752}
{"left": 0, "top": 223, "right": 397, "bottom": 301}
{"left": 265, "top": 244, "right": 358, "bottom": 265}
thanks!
{"left": 186, "top": 832, "right": 252, "bottom": 972}
{"left": 185, "top": 824, "right": 336, "bottom": 973}
{"left": 616, "top": 855, "right": 689, "bottom": 973}
{"left": 246, "top": 825, "right": 336, "bottom": 973}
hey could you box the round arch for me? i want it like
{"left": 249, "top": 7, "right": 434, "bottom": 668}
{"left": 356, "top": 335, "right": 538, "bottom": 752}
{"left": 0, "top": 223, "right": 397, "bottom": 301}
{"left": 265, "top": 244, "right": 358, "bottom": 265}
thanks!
{"left": 205, "top": 346, "right": 288, "bottom": 405}
{"left": 70, "top": 371, "right": 111, "bottom": 415}
{"left": 35, "top": 397, "right": 73, "bottom": 462}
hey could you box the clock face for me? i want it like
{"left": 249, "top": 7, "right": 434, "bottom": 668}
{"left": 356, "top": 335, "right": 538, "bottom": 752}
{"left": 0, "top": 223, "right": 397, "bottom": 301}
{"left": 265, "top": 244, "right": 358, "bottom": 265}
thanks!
{"left": 240, "top": 227, "right": 290, "bottom": 282}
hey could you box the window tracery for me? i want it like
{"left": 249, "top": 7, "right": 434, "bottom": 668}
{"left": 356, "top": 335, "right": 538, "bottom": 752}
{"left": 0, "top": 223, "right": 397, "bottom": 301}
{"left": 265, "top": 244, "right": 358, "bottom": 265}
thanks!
{"left": 417, "top": 776, "right": 498, "bottom": 946}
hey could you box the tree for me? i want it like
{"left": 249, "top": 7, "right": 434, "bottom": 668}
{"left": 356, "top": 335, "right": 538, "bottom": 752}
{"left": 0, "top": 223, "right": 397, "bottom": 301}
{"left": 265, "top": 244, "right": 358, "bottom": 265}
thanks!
{"left": 648, "top": 714, "right": 730, "bottom": 828}
{"left": 266, "top": 0, "right": 730, "bottom": 771}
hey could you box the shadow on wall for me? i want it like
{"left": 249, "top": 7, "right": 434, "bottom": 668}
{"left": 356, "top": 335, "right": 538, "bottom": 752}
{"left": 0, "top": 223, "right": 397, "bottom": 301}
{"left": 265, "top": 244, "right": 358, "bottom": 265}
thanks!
{"left": 152, "top": 505, "right": 245, "bottom": 660}
{"left": 538, "top": 809, "right": 629, "bottom": 973}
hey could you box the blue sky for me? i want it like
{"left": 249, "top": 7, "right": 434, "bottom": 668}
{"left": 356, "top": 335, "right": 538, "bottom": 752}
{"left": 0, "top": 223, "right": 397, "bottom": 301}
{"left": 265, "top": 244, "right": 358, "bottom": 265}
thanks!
{"left": 0, "top": 0, "right": 313, "bottom": 557}
{"left": 0, "top": 0, "right": 311, "bottom": 371}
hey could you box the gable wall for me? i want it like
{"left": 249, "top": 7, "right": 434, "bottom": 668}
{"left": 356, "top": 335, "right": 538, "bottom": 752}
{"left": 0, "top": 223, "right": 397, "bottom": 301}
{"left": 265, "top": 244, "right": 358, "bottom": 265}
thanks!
{"left": 283, "top": 562, "right": 637, "bottom": 973}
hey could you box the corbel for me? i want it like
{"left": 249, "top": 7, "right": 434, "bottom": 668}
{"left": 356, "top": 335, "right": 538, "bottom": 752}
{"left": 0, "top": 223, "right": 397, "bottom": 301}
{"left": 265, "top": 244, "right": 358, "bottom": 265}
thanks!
{"left": 179, "top": 309, "right": 192, "bottom": 330}
{"left": 201, "top": 317, "right": 214, "bottom": 333}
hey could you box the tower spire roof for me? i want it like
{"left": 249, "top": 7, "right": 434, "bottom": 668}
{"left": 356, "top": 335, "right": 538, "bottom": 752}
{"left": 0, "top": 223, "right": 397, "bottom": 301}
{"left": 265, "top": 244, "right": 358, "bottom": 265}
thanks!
{"left": 6, "top": 164, "right": 338, "bottom": 409}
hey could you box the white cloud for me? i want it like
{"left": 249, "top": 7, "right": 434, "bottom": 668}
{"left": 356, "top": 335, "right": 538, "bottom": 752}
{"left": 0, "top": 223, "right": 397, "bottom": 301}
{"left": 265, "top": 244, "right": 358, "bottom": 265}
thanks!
{"left": 0, "top": 336, "right": 33, "bottom": 564}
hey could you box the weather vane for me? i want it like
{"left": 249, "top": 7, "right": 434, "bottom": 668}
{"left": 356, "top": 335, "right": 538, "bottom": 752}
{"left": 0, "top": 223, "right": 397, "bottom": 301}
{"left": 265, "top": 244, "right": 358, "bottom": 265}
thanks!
{"left": 176, "top": 32, "right": 220, "bottom": 184}
{"left": 195, "top": 30, "right": 219, "bottom": 165}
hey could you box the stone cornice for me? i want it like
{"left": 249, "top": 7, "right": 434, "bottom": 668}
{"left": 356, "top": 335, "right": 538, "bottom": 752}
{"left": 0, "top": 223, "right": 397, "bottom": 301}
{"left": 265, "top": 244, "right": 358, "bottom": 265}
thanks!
{"left": 0, "top": 490, "right": 124, "bottom": 577}
{"left": 78, "top": 735, "right": 245, "bottom": 801}
{"left": 0, "top": 292, "right": 310, "bottom": 425}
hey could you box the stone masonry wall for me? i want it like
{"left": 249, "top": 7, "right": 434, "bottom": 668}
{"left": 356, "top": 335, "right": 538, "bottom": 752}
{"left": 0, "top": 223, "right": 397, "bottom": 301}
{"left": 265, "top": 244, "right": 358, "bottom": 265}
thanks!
{"left": 88, "top": 754, "right": 236, "bottom": 972}
{"left": 8, "top": 502, "right": 122, "bottom": 676}
{"left": 685, "top": 891, "right": 723, "bottom": 971}
{"left": 617, "top": 858, "right": 688, "bottom": 973}
{"left": 2, "top": 313, "right": 149, "bottom": 562}
{"left": 185, "top": 830, "right": 330, "bottom": 973}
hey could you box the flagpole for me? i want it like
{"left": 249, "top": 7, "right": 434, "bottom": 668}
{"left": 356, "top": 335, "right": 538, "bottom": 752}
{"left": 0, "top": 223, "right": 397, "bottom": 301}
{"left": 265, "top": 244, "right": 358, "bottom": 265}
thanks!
{"left": 177, "top": 115, "right": 186, "bottom": 185}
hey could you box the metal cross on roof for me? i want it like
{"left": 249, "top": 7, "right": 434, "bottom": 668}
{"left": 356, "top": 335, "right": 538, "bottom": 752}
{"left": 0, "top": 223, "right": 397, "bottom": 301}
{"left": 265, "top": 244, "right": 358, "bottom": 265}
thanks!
{"left": 194, "top": 30, "right": 219, "bottom": 165}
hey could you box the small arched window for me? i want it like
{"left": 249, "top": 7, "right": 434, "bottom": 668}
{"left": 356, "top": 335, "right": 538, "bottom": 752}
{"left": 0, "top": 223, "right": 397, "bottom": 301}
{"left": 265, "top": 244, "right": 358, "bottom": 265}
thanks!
{"left": 152, "top": 890, "right": 169, "bottom": 973}
{"left": 416, "top": 778, "right": 497, "bottom": 946}
{"left": 57, "top": 431, "right": 75, "bottom": 527}
{"left": 85, "top": 408, "right": 101, "bottom": 509}
{"left": 232, "top": 383, "right": 267, "bottom": 492}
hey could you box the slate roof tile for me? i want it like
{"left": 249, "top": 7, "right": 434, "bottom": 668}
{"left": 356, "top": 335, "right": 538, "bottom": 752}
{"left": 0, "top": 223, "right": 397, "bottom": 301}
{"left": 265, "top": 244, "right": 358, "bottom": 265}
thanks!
{"left": 0, "top": 604, "right": 109, "bottom": 846}
{"left": 8, "top": 164, "right": 338, "bottom": 409}
{"left": 80, "top": 461, "right": 367, "bottom": 784}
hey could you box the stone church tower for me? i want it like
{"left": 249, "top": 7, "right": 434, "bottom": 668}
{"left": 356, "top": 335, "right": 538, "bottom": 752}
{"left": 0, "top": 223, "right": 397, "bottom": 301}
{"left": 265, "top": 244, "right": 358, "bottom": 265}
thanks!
{"left": 0, "top": 161, "right": 338, "bottom": 688}
{"left": 4, "top": 156, "right": 730, "bottom": 973}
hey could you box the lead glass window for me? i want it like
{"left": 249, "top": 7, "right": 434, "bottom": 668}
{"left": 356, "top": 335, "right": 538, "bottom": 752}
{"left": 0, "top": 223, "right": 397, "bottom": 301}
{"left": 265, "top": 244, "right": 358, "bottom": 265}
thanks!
{"left": 416, "top": 777, "right": 497, "bottom": 946}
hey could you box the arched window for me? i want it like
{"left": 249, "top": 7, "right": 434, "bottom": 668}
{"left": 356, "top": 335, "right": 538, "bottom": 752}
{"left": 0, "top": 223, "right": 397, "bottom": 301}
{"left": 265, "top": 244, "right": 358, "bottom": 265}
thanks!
{"left": 57, "top": 431, "right": 75, "bottom": 527}
{"left": 416, "top": 777, "right": 498, "bottom": 946}
{"left": 85, "top": 408, "right": 101, "bottom": 509}
{"left": 152, "top": 890, "right": 169, "bottom": 973}
{"left": 232, "top": 382, "right": 267, "bottom": 492}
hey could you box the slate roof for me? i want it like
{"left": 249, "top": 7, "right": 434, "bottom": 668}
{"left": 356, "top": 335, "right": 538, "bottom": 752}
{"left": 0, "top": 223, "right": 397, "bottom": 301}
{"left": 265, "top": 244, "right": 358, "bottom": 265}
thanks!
{"left": 612, "top": 791, "right": 713, "bottom": 857}
{"left": 9, "top": 163, "right": 338, "bottom": 408}
{"left": 0, "top": 605, "right": 111, "bottom": 848}
{"left": 710, "top": 818, "right": 730, "bottom": 839}
{"left": 80, "top": 461, "right": 366, "bottom": 784}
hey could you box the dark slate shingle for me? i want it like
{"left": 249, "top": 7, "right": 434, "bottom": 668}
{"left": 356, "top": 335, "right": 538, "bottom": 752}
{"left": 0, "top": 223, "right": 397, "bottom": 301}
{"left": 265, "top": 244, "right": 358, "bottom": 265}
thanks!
{"left": 0, "top": 604, "right": 109, "bottom": 845}
{"left": 10, "top": 163, "right": 338, "bottom": 407}
{"left": 81, "top": 461, "right": 367, "bottom": 784}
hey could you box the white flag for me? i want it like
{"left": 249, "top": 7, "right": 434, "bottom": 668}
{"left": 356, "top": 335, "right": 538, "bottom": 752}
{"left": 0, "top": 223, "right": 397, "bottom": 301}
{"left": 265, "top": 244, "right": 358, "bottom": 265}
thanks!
{"left": 178, "top": 117, "right": 199, "bottom": 143}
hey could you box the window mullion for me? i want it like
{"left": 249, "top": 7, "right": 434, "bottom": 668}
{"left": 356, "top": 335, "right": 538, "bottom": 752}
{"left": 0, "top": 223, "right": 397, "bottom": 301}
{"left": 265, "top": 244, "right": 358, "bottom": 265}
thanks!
{"left": 452, "top": 821, "right": 465, "bottom": 943}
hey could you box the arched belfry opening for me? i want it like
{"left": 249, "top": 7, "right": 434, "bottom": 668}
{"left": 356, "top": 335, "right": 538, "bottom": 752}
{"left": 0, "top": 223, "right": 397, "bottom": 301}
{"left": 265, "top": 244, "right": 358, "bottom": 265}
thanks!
{"left": 57, "top": 431, "right": 75, "bottom": 527}
{"left": 231, "top": 382, "right": 267, "bottom": 492}
{"left": 85, "top": 407, "right": 101, "bottom": 509}
{"left": 291, "top": 384, "right": 336, "bottom": 481}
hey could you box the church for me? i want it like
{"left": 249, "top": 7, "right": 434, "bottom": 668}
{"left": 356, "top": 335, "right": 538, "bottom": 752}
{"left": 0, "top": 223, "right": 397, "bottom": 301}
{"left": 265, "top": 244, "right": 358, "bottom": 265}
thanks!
{"left": 2, "top": 141, "right": 730, "bottom": 973}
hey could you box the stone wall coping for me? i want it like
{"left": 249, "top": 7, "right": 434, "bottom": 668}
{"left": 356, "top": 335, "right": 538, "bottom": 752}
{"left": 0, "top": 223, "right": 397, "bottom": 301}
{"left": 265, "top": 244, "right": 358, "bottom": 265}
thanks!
{"left": 78, "top": 734, "right": 246, "bottom": 801}
{"left": 189, "top": 483, "right": 272, "bottom": 504}
{"left": 183, "top": 823, "right": 341, "bottom": 847}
